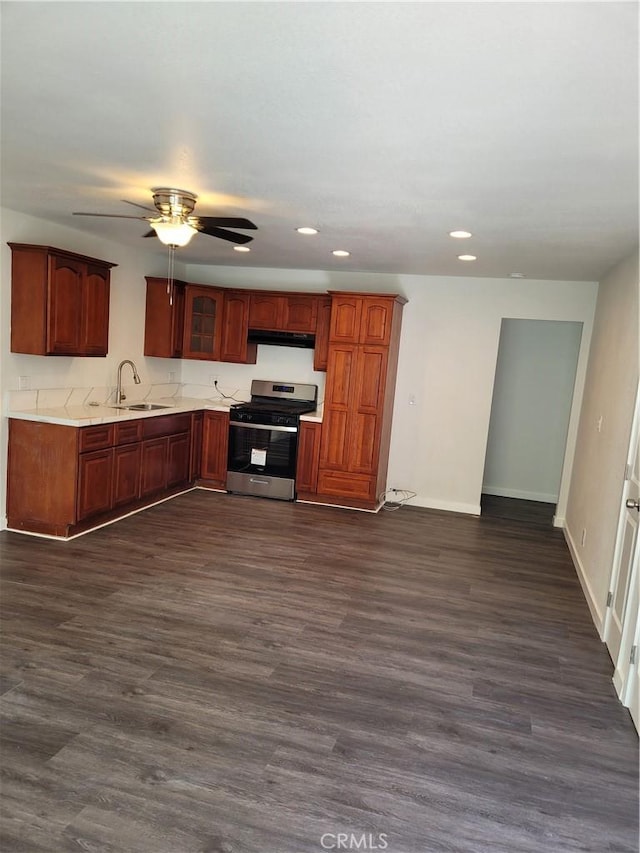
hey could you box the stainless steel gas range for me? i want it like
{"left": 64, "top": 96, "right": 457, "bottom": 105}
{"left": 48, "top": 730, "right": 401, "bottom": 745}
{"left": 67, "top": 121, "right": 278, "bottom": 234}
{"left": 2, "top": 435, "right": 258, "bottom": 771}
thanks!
{"left": 226, "top": 380, "right": 318, "bottom": 501}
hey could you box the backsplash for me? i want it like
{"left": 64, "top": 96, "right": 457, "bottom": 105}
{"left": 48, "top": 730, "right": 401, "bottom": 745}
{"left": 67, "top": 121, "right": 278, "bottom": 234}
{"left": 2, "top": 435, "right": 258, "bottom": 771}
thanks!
{"left": 5, "top": 382, "right": 251, "bottom": 413}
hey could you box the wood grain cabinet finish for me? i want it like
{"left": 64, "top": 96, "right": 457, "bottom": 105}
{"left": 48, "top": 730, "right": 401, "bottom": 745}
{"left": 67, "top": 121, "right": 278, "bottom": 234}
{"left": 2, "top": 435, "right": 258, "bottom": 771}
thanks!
{"left": 316, "top": 293, "right": 406, "bottom": 510}
{"left": 9, "top": 244, "right": 115, "bottom": 356}
{"left": 248, "top": 292, "right": 318, "bottom": 333}
{"left": 200, "top": 411, "right": 230, "bottom": 488}
{"left": 220, "top": 292, "right": 257, "bottom": 364}
{"left": 182, "top": 285, "right": 224, "bottom": 360}
{"left": 296, "top": 421, "right": 322, "bottom": 495}
{"left": 7, "top": 413, "right": 196, "bottom": 538}
{"left": 144, "top": 277, "right": 186, "bottom": 358}
{"left": 313, "top": 297, "right": 332, "bottom": 372}
{"left": 144, "top": 279, "right": 225, "bottom": 361}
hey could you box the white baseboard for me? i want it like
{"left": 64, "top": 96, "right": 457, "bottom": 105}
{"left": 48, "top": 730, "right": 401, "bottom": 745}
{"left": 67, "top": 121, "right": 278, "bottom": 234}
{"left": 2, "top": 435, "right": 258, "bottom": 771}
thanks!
{"left": 563, "top": 524, "right": 604, "bottom": 638}
{"left": 410, "top": 496, "right": 481, "bottom": 516}
{"left": 482, "top": 485, "right": 557, "bottom": 503}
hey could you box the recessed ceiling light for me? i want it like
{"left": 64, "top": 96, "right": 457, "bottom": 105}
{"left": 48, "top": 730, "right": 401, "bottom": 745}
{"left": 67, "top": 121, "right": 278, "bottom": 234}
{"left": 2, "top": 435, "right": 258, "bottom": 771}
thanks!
{"left": 449, "top": 230, "right": 472, "bottom": 239}
{"left": 296, "top": 227, "right": 319, "bottom": 235}
{"left": 458, "top": 254, "right": 477, "bottom": 261}
{"left": 233, "top": 246, "right": 251, "bottom": 253}
{"left": 332, "top": 250, "right": 350, "bottom": 257}
{"left": 509, "top": 272, "right": 526, "bottom": 278}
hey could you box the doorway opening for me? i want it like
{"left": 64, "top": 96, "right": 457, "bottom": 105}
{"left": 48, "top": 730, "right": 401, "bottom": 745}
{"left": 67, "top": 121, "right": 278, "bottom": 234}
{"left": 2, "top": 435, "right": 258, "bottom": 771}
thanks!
{"left": 482, "top": 318, "right": 583, "bottom": 526}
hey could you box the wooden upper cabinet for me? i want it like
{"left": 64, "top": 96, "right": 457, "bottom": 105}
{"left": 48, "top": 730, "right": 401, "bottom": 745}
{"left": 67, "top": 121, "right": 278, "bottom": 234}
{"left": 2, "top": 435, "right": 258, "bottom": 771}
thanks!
{"left": 144, "top": 279, "right": 224, "bottom": 361}
{"left": 220, "top": 291, "right": 257, "bottom": 364}
{"left": 82, "top": 264, "right": 111, "bottom": 354}
{"left": 10, "top": 244, "right": 115, "bottom": 356}
{"left": 144, "top": 277, "right": 186, "bottom": 358}
{"left": 182, "top": 285, "right": 223, "bottom": 360}
{"left": 329, "top": 294, "right": 399, "bottom": 345}
{"left": 313, "top": 297, "right": 332, "bottom": 372}
{"left": 283, "top": 296, "right": 317, "bottom": 332}
{"left": 248, "top": 292, "right": 318, "bottom": 333}
{"left": 248, "top": 293, "right": 283, "bottom": 329}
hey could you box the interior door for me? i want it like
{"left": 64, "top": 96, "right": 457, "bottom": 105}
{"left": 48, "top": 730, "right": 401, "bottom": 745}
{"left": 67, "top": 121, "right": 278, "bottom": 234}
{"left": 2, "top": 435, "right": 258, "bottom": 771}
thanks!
{"left": 605, "top": 381, "right": 639, "bottom": 725}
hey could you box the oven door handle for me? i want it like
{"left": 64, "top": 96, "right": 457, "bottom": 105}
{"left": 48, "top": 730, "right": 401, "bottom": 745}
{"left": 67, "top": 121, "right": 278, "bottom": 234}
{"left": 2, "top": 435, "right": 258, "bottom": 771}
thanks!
{"left": 229, "top": 421, "right": 298, "bottom": 433}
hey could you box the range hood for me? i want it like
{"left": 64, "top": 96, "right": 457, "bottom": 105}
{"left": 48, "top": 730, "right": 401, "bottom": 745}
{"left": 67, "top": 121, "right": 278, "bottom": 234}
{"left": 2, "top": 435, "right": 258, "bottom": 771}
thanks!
{"left": 247, "top": 329, "right": 316, "bottom": 349}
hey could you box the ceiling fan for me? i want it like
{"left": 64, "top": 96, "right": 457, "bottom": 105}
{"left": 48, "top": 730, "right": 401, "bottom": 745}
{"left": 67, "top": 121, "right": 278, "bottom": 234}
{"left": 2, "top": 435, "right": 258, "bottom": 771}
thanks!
{"left": 73, "top": 187, "right": 257, "bottom": 247}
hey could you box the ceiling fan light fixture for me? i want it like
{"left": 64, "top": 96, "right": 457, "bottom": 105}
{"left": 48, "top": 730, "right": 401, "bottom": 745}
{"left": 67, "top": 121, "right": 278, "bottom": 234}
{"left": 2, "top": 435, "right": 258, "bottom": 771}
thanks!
{"left": 233, "top": 245, "right": 251, "bottom": 252}
{"left": 150, "top": 218, "right": 198, "bottom": 247}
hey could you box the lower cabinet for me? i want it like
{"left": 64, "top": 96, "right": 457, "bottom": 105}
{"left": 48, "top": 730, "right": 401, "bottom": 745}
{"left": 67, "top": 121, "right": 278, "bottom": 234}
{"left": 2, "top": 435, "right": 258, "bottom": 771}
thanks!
{"left": 7, "top": 413, "right": 195, "bottom": 538}
{"left": 200, "top": 410, "right": 229, "bottom": 488}
{"left": 77, "top": 448, "right": 114, "bottom": 520}
{"left": 113, "top": 443, "right": 142, "bottom": 508}
{"left": 296, "top": 421, "right": 322, "bottom": 496}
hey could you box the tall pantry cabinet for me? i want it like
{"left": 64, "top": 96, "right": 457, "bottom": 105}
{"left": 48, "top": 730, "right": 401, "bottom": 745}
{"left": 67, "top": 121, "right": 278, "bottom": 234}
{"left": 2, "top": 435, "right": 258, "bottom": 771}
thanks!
{"left": 310, "top": 292, "right": 406, "bottom": 510}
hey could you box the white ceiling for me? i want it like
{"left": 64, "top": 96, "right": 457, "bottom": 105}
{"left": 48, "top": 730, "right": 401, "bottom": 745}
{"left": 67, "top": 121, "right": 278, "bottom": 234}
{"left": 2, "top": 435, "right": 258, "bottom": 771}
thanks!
{"left": 1, "top": 2, "right": 638, "bottom": 281}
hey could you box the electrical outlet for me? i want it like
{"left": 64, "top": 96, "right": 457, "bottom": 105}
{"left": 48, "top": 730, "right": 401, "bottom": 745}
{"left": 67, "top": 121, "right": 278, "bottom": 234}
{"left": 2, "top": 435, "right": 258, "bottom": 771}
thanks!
{"left": 168, "top": 371, "right": 176, "bottom": 383}
{"left": 209, "top": 375, "right": 219, "bottom": 386}
{"left": 18, "top": 376, "right": 30, "bottom": 390}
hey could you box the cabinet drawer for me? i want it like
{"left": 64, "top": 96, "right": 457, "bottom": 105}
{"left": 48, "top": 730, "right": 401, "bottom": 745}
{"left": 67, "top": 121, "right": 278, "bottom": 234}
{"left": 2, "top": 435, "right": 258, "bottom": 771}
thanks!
{"left": 115, "top": 419, "right": 143, "bottom": 445}
{"left": 317, "top": 470, "right": 376, "bottom": 502}
{"left": 142, "top": 413, "right": 192, "bottom": 439}
{"left": 79, "top": 423, "right": 114, "bottom": 452}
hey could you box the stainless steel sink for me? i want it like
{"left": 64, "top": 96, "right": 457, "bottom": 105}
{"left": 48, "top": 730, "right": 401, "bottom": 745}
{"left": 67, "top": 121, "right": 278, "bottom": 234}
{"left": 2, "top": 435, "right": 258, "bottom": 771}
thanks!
{"left": 114, "top": 403, "right": 171, "bottom": 411}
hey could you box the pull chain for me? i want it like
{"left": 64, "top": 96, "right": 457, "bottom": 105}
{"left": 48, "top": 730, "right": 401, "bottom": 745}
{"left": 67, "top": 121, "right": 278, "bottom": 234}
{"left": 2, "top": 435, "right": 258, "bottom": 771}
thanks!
{"left": 167, "top": 244, "right": 176, "bottom": 306}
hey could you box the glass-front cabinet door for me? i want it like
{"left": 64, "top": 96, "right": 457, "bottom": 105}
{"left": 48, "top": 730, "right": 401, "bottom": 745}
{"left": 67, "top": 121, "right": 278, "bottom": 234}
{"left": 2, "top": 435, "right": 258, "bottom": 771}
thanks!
{"left": 182, "top": 285, "right": 223, "bottom": 360}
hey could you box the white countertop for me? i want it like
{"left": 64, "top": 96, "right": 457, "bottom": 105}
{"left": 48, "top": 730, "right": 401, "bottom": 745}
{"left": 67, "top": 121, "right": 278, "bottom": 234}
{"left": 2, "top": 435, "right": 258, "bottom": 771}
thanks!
{"left": 7, "top": 397, "right": 323, "bottom": 427}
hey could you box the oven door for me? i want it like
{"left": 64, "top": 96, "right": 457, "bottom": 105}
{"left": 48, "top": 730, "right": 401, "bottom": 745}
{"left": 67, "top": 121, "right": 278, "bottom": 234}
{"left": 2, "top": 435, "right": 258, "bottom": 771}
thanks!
{"left": 227, "top": 421, "right": 299, "bottom": 500}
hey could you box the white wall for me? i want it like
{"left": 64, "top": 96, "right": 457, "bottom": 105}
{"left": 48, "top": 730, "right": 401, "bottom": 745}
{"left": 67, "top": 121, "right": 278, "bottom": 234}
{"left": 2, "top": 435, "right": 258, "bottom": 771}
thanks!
{"left": 482, "top": 319, "right": 583, "bottom": 503}
{"left": 183, "top": 263, "right": 598, "bottom": 516}
{"left": 0, "top": 207, "right": 599, "bottom": 529}
{"left": 565, "top": 250, "right": 640, "bottom": 634}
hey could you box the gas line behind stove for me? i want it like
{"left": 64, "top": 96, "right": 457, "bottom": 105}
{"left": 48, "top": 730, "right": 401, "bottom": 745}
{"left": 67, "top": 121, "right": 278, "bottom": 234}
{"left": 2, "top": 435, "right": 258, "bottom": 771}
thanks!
{"left": 226, "top": 379, "right": 318, "bottom": 501}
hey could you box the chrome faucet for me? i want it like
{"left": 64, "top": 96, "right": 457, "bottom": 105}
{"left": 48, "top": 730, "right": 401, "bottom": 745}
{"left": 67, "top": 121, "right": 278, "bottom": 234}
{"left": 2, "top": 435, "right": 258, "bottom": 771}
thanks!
{"left": 115, "top": 359, "right": 141, "bottom": 405}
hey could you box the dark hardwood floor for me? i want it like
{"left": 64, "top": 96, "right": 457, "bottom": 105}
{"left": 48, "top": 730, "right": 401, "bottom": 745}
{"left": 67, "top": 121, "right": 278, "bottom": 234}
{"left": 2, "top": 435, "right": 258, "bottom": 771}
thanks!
{"left": 481, "top": 494, "right": 556, "bottom": 527}
{"left": 1, "top": 491, "right": 637, "bottom": 853}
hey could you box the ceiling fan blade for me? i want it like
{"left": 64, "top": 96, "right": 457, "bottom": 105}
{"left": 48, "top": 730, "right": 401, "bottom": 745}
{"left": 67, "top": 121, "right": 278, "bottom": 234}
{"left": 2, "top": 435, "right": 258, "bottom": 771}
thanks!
{"left": 141, "top": 230, "right": 156, "bottom": 238}
{"left": 121, "top": 199, "right": 158, "bottom": 213}
{"left": 73, "top": 212, "right": 149, "bottom": 220}
{"left": 199, "top": 225, "right": 254, "bottom": 244}
{"left": 196, "top": 216, "right": 257, "bottom": 230}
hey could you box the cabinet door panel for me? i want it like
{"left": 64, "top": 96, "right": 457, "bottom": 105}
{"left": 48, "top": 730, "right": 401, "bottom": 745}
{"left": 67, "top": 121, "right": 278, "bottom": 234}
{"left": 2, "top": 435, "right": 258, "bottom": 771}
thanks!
{"left": 77, "top": 449, "right": 113, "bottom": 520}
{"left": 47, "top": 256, "right": 84, "bottom": 353}
{"left": 354, "top": 347, "right": 388, "bottom": 412}
{"left": 360, "top": 298, "right": 393, "bottom": 345}
{"left": 248, "top": 294, "right": 284, "bottom": 329}
{"left": 329, "top": 296, "right": 362, "bottom": 343}
{"left": 113, "top": 444, "right": 141, "bottom": 507}
{"left": 140, "top": 438, "right": 168, "bottom": 497}
{"left": 82, "top": 265, "right": 110, "bottom": 355}
{"left": 167, "top": 433, "right": 191, "bottom": 488}
{"left": 313, "top": 297, "right": 332, "bottom": 372}
{"left": 190, "top": 412, "right": 204, "bottom": 481}
{"left": 183, "top": 286, "right": 223, "bottom": 360}
{"left": 201, "top": 411, "right": 229, "bottom": 484}
{"left": 319, "top": 408, "right": 350, "bottom": 469}
{"left": 317, "top": 470, "right": 376, "bottom": 502}
{"left": 349, "top": 411, "right": 380, "bottom": 474}
{"left": 284, "top": 296, "right": 317, "bottom": 332}
{"left": 296, "top": 421, "right": 322, "bottom": 493}
{"left": 324, "top": 345, "right": 357, "bottom": 408}
{"left": 220, "top": 293, "right": 256, "bottom": 364}
{"left": 144, "top": 277, "right": 186, "bottom": 358}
